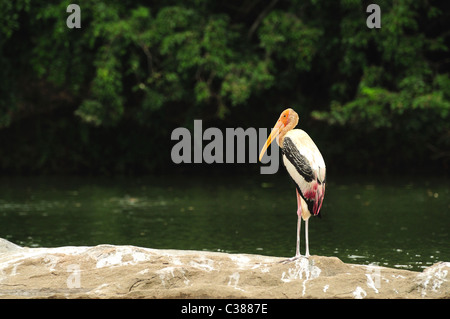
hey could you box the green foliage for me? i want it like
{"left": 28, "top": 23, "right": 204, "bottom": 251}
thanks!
{"left": 313, "top": 0, "right": 450, "bottom": 129}
{"left": 0, "top": 0, "right": 31, "bottom": 39}
{"left": 258, "top": 10, "right": 322, "bottom": 71}
{"left": 309, "top": 0, "right": 449, "bottom": 171}
{"left": 0, "top": 0, "right": 448, "bottom": 174}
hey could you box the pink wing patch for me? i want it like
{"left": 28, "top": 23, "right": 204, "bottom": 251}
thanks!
{"left": 313, "top": 183, "right": 325, "bottom": 216}
{"left": 303, "top": 181, "right": 325, "bottom": 216}
{"left": 304, "top": 183, "right": 318, "bottom": 200}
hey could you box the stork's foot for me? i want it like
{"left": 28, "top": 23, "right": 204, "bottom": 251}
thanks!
{"left": 279, "top": 254, "right": 309, "bottom": 264}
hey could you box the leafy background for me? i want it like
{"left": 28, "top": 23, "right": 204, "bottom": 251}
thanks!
{"left": 0, "top": 0, "right": 449, "bottom": 176}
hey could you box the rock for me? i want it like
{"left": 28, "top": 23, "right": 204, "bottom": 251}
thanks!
{"left": 0, "top": 238, "right": 22, "bottom": 253}
{"left": 0, "top": 238, "right": 448, "bottom": 299}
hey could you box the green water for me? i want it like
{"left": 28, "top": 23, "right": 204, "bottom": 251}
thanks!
{"left": 0, "top": 174, "right": 448, "bottom": 271}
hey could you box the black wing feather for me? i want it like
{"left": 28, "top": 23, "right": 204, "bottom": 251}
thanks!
{"left": 282, "top": 137, "right": 314, "bottom": 182}
{"left": 282, "top": 137, "right": 320, "bottom": 217}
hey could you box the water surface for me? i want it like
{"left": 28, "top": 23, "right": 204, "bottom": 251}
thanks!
{"left": 0, "top": 174, "right": 448, "bottom": 271}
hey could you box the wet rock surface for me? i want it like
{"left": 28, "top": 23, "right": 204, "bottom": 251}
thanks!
{"left": 0, "top": 239, "right": 448, "bottom": 298}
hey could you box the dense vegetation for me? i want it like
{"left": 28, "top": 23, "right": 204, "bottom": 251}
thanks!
{"left": 0, "top": 0, "right": 449, "bottom": 176}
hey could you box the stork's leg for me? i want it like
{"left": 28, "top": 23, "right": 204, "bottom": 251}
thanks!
{"left": 305, "top": 218, "right": 310, "bottom": 258}
{"left": 295, "top": 189, "right": 302, "bottom": 257}
{"left": 279, "top": 189, "right": 303, "bottom": 264}
{"left": 295, "top": 216, "right": 301, "bottom": 257}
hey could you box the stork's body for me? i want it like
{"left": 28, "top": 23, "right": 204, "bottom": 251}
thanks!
{"left": 259, "top": 109, "right": 326, "bottom": 258}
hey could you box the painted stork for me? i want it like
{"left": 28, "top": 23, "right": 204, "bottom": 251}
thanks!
{"left": 259, "top": 108, "right": 326, "bottom": 259}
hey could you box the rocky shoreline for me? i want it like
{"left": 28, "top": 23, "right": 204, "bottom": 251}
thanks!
{"left": 0, "top": 238, "right": 448, "bottom": 298}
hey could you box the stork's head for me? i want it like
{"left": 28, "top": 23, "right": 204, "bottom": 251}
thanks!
{"left": 259, "top": 108, "right": 299, "bottom": 162}
{"left": 278, "top": 108, "right": 299, "bottom": 130}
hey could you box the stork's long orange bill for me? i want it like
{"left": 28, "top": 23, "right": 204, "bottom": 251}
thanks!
{"left": 259, "top": 121, "right": 283, "bottom": 162}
